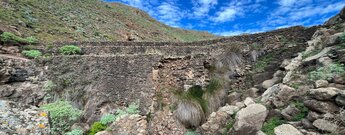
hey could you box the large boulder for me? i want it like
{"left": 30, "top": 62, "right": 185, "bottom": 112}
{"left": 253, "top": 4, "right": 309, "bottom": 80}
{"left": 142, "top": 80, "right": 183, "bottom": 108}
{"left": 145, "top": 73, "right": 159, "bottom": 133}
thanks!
{"left": 335, "top": 95, "right": 345, "bottom": 106}
{"left": 281, "top": 105, "right": 300, "bottom": 121}
{"left": 197, "top": 105, "right": 239, "bottom": 135}
{"left": 313, "top": 119, "right": 338, "bottom": 133}
{"left": 233, "top": 104, "right": 268, "bottom": 133}
{"left": 0, "top": 100, "right": 50, "bottom": 134}
{"left": 273, "top": 85, "right": 300, "bottom": 107}
{"left": 107, "top": 114, "right": 147, "bottom": 135}
{"left": 304, "top": 99, "right": 339, "bottom": 113}
{"left": 308, "top": 87, "right": 339, "bottom": 100}
{"left": 274, "top": 124, "right": 303, "bottom": 135}
{"left": 314, "top": 80, "right": 329, "bottom": 88}
{"left": 261, "top": 84, "right": 281, "bottom": 103}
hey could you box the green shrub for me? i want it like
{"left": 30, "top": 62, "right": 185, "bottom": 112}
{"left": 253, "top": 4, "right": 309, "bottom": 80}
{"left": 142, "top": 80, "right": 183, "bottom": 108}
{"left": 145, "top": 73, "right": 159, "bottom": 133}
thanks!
{"left": 100, "top": 114, "right": 116, "bottom": 125}
{"left": 308, "top": 63, "right": 345, "bottom": 81}
{"left": 59, "top": 45, "right": 81, "bottom": 55}
{"left": 292, "top": 101, "right": 309, "bottom": 121}
{"left": 0, "top": 32, "right": 38, "bottom": 44}
{"left": 22, "top": 50, "right": 42, "bottom": 58}
{"left": 262, "top": 117, "right": 285, "bottom": 135}
{"left": 126, "top": 103, "right": 140, "bottom": 114}
{"left": 66, "top": 129, "right": 83, "bottom": 135}
{"left": 41, "top": 101, "right": 83, "bottom": 134}
{"left": 90, "top": 102, "right": 140, "bottom": 134}
{"left": 25, "top": 36, "right": 38, "bottom": 44}
{"left": 88, "top": 122, "right": 107, "bottom": 135}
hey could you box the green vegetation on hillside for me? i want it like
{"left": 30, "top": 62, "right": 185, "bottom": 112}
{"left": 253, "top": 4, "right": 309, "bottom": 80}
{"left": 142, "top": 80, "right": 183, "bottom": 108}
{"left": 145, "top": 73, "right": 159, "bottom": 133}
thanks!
{"left": 0, "top": 32, "right": 38, "bottom": 45}
{"left": 41, "top": 101, "right": 83, "bottom": 134}
{"left": 0, "top": 0, "right": 215, "bottom": 42}
{"left": 308, "top": 63, "right": 345, "bottom": 81}
{"left": 59, "top": 45, "right": 82, "bottom": 55}
{"left": 22, "top": 50, "right": 42, "bottom": 58}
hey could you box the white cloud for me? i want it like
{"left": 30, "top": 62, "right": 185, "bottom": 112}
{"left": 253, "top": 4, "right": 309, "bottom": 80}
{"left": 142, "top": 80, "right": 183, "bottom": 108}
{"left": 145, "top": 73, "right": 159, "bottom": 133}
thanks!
{"left": 192, "top": 0, "right": 218, "bottom": 17}
{"left": 156, "top": 2, "right": 185, "bottom": 27}
{"left": 213, "top": 8, "right": 238, "bottom": 22}
{"left": 267, "top": 1, "right": 345, "bottom": 26}
{"left": 120, "top": 0, "right": 144, "bottom": 9}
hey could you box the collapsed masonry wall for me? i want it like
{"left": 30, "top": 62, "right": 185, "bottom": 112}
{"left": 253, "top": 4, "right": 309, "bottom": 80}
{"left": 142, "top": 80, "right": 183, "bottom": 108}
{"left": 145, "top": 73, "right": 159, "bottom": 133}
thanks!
{"left": 45, "top": 26, "right": 318, "bottom": 47}
{"left": 37, "top": 26, "right": 319, "bottom": 123}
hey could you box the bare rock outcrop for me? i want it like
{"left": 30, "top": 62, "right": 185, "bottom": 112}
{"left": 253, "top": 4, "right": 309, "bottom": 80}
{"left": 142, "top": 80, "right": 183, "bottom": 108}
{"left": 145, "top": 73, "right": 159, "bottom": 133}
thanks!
{"left": 0, "top": 100, "right": 50, "bottom": 135}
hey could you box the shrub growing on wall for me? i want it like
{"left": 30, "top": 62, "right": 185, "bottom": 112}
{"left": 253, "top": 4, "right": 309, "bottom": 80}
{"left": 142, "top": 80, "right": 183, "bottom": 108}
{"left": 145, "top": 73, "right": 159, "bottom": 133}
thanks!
{"left": 41, "top": 101, "right": 83, "bottom": 134}
{"left": 59, "top": 45, "right": 81, "bottom": 55}
{"left": 22, "top": 50, "right": 42, "bottom": 58}
{"left": 0, "top": 32, "right": 38, "bottom": 44}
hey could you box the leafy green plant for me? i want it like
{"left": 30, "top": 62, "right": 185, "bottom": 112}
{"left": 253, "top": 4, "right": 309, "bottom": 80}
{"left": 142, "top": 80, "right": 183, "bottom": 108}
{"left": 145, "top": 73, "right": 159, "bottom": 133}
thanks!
{"left": 262, "top": 117, "right": 286, "bottom": 135}
{"left": 0, "top": 32, "right": 38, "bottom": 44}
{"left": 89, "top": 102, "right": 140, "bottom": 134}
{"left": 100, "top": 114, "right": 116, "bottom": 125}
{"left": 59, "top": 45, "right": 81, "bottom": 55}
{"left": 292, "top": 101, "right": 309, "bottom": 121}
{"left": 66, "top": 129, "right": 83, "bottom": 135}
{"left": 40, "top": 101, "right": 83, "bottom": 134}
{"left": 88, "top": 122, "right": 107, "bottom": 135}
{"left": 22, "top": 50, "right": 42, "bottom": 58}
{"left": 308, "top": 63, "right": 345, "bottom": 81}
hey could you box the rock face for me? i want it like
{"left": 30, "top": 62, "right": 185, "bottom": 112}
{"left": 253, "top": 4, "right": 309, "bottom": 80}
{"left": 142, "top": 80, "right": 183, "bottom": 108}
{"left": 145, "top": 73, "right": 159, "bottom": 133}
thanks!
{"left": 0, "top": 100, "right": 50, "bottom": 135}
{"left": 0, "top": 57, "right": 45, "bottom": 106}
{"left": 106, "top": 114, "right": 147, "bottom": 135}
{"left": 304, "top": 99, "right": 339, "bottom": 113}
{"left": 197, "top": 105, "right": 239, "bottom": 135}
{"left": 314, "top": 80, "right": 329, "bottom": 88}
{"left": 313, "top": 119, "right": 338, "bottom": 133}
{"left": 274, "top": 124, "right": 303, "bottom": 135}
{"left": 308, "top": 87, "right": 338, "bottom": 100}
{"left": 233, "top": 104, "right": 268, "bottom": 133}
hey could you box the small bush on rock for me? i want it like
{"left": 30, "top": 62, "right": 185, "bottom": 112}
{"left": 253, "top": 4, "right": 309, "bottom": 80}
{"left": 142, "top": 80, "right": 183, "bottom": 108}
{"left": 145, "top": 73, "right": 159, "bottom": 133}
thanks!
{"left": 41, "top": 101, "right": 83, "bottom": 134}
{"left": 66, "top": 129, "right": 83, "bottom": 135}
{"left": 22, "top": 50, "right": 42, "bottom": 58}
{"left": 100, "top": 114, "right": 116, "bottom": 125}
{"left": 59, "top": 45, "right": 81, "bottom": 55}
{"left": 88, "top": 122, "right": 107, "bottom": 135}
{"left": 262, "top": 117, "right": 286, "bottom": 135}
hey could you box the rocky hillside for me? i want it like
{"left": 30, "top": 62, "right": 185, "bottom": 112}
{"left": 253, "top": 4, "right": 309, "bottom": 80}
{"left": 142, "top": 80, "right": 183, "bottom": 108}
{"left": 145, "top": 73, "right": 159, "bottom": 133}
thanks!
{"left": 0, "top": 0, "right": 215, "bottom": 42}
{"left": 1, "top": 2, "right": 345, "bottom": 135}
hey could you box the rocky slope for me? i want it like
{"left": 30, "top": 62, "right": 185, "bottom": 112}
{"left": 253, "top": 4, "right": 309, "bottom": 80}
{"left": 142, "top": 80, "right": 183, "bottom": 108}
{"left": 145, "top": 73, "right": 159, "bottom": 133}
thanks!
{"left": 0, "top": 0, "right": 215, "bottom": 42}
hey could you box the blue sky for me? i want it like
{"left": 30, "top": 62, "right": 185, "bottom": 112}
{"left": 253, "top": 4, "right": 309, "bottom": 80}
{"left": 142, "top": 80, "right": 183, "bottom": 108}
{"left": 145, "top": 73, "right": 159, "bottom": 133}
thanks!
{"left": 104, "top": 0, "right": 345, "bottom": 36}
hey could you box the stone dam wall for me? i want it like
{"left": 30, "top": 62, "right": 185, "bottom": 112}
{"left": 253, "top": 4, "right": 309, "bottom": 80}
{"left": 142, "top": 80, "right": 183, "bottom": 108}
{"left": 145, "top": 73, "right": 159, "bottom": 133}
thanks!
{"left": 37, "top": 26, "right": 318, "bottom": 123}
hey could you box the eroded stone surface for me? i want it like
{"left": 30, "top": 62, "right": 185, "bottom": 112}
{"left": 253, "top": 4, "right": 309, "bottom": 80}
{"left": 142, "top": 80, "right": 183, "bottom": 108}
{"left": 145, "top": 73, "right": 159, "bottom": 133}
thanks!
{"left": 0, "top": 100, "right": 50, "bottom": 135}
